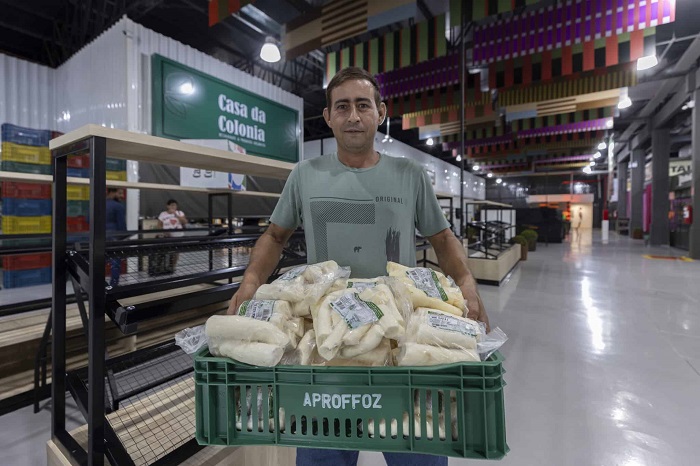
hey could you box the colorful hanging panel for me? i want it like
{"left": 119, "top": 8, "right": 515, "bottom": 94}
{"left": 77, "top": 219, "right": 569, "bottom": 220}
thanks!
{"left": 208, "top": 0, "right": 255, "bottom": 26}
{"left": 511, "top": 107, "right": 615, "bottom": 131}
{"left": 402, "top": 103, "right": 495, "bottom": 130}
{"left": 450, "top": 0, "right": 542, "bottom": 26}
{"left": 375, "top": 52, "right": 458, "bottom": 99}
{"left": 464, "top": 130, "right": 606, "bottom": 156}
{"left": 488, "top": 29, "right": 654, "bottom": 88}
{"left": 285, "top": 0, "right": 416, "bottom": 60}
{"left": 325, "top": 14, "right": 446, "bottom": 83}
{"left": 386, "top": 85, "right": 490, "bottom": 119}
{"left": 472, "top": 0, "right": 675, "bottom": 66}
{"left": 498, "top": 63, "right": 636, "bottom": 107}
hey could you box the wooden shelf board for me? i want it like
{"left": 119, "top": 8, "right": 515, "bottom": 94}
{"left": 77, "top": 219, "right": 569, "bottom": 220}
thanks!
{"left": 50, "top": 125, "right": 294, "bottom": 179}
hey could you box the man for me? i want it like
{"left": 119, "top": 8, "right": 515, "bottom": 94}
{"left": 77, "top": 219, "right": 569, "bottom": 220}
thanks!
{"left": 227, "top": 67, "right": 489, "bottom": 466}
{"left": 106, "top": 188, "right": 126, "bottom": 286}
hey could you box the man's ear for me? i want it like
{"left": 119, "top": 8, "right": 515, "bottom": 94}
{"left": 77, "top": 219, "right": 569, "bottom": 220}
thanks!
{"left": 378, "top": 102, "right": 387, "bottom": 125}
{"left": 323, "top": 108, "right": 331, "bottom": 127}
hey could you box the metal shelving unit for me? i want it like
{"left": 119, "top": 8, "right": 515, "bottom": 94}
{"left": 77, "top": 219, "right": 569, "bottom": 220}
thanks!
{"left": 50, "top": 125, "right": 296, "bottom": 466}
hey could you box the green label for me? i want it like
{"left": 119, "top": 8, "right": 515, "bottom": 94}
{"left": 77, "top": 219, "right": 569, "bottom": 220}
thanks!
{"left": 406, "top": 268, "right": 448, "bottom": 301}
{"left": 329, "top": 293, "right": 384, "bottom": 329}
{"left": 237, "top": 299, "right": 275, "bottom": 321}
{"left": 152, "top": 54, "right": 299, "bottom": 163}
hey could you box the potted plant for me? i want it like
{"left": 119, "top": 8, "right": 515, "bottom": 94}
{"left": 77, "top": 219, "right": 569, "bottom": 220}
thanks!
{"left": 521, "top": 229, "right": 538, "bottom": 251}
{"left": 512, "top": 235, "right": 528, "bottom": 260}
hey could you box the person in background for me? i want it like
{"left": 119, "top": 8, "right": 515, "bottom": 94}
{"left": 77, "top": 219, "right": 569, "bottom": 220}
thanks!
{"left": 158, "top": 199, "right": 187, "bottom": 267}
{"left": 226, "top": 66, "right": 488, "bottom": 466}
{"left": 106, "top": 188, "right": 126, "bottom": 286}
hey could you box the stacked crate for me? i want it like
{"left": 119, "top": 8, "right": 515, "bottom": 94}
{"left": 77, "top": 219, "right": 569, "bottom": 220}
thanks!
{"left": 1, "top": 124, "right": 55, "bottom": 288}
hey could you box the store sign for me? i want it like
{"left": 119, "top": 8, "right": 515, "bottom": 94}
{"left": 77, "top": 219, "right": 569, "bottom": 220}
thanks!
{"left": 670, "top": 160, "right": 692, "bottom": 185}
{"left": 152, "top": 54, "right": 300, "bottom": 163}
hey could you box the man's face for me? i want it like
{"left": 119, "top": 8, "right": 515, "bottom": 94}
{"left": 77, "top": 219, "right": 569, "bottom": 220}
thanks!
{"left": 167, "top": 203, "right": 177, "bottom": 213}
{"left": 323, "top": 79, "right": 386, "bottom": 154}
{"left": 116, "top": 189, "right": 125, "bottom": 202}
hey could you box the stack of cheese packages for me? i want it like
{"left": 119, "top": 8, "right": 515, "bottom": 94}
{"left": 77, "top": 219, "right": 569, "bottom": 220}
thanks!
{"left": 205, "top": 260, "right": 487, "bottom": 368}
{"left": 206, "top": 261, "right": 349, "bottom": 366}
{"left": 387, "top": 262, "right": 482, "bottom": 365}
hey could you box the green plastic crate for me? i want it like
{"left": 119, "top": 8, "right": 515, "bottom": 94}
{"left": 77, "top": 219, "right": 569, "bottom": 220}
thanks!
{"left": 194, "top": 348, "right": 507, "bottom": 459}
{"left": 67, "top": 200, "right": 89, "bottom": 217}
{"left": 1, "top": 160, "right": 52, "bottom": 175}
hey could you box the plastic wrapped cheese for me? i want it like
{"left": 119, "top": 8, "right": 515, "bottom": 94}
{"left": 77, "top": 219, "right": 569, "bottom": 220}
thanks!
{"left": 206, "top": 314, "right": 291, "bottom": 349}
{"left": 386, "top": 262, "right": 465, "bottom": 316}
{"left": 396, "top": 342, "right": 479, "bottom": 365}
{"left": 314, "top": 285, "right": 405, "bottom": 361}
{"left": 405, "top": 308, "right": 481, "bottom": 350}
{"left": 255, "top": 261, "right": 350, "bottom": 316}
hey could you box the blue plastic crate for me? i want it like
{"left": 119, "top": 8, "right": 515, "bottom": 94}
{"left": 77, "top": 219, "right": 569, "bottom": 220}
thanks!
{"left": 1, "top": 124, "right": 51, "bottom": 147}
{"left": 67, "top": 167, "right": 89, "bottom": 178}
{"left": 2, "top": 198, "right": 52, "bottom": 216}
{"left": 2, "top": 267, "right": 52, "bottom": 289}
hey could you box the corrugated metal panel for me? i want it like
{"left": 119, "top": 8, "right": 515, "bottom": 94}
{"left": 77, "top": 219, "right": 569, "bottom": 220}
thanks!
{"left": 54, "top": 20, "right": 128, "bottom": 133}
{"left": 0, "top": 54, "right": 54, "bottom": 130}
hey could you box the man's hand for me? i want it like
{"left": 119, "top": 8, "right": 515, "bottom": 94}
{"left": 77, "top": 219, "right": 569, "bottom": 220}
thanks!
{"left": 457, "top": 281, "right": 490, "bottom": 332}
{"left": 226, "top": 281, "right": 260, "bottom": 315}
{"left": 427, "top": 228, "right": 490, "bottom": 332}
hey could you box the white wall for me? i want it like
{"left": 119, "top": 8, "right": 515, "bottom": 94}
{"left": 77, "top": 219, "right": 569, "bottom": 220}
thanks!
{"left": 54, "top": 21, "right": 128, "bottom": 133}
{"left": 0, "top": 54, "right": 54, "bottom": 129}
{"left": 303, "top": 133, "right": 486, "bottom": 201}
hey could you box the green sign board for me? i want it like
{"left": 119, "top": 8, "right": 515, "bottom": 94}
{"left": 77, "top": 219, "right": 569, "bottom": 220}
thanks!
{"left": 152, "top": 54, "right": 300, "bottom": 163}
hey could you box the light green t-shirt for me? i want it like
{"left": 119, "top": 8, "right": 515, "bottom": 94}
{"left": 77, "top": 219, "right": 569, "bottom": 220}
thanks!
{"left": 270, "top": 153, "right": 450, "bottom": 278}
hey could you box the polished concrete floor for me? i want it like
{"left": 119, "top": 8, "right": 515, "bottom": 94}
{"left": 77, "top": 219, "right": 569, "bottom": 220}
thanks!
{"left": 360, "top": 230, "right": 700, "bottom": 466}
{"left": 1, "top": 230, "right": 698, "bottom": 465}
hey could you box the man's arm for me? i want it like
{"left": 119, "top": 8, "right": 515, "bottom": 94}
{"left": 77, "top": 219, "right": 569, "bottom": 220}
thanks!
{"left": 427, "top": 228, "right": 490, "bottom": 331}
{"left": 226, "top": 223, "right": 296, "bottom": 314}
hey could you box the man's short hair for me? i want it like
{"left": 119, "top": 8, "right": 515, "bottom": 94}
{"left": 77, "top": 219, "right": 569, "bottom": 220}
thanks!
{"left": 107, "top": 188, "right": 119, "bottom": 194}
{"left": 325, "top": 67, "right": 382, "bottom": 111}
{"left": 166, "top": 199, "right": 177, "bottom": 205}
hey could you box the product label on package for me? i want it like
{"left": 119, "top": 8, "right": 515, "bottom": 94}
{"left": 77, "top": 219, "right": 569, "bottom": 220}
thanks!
{"left": 238, "top": 299, "right": 275, "bottom": 321}
{"left": 427, "top": 311, "right": 479, "bottom": 337}
{"left": 329, "top": 293, "right": 383, "bottom": 329}
{"left": 278, "top": 265, "right": 306, "bottom": 281}
{"left": 347, "top": 280, "right": 378, "bottom": 291}
{"left": 406, "top": 268, "right": 448, "bottom": 301}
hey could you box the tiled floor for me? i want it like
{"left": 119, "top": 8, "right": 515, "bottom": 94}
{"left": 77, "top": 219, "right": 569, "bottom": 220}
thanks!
{"left": 1, "top": 230, "right": 699, "bottom": 465}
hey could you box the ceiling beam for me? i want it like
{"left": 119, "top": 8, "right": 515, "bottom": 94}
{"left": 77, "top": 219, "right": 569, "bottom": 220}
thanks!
{"left": 615, "top": 34, "right": 700, "bottom": 159}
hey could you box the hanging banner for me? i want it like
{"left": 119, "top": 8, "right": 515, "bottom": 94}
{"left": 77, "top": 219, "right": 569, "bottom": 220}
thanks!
{"left": 289, "top": 0, "right": 416, "bottom": 61}
{"left": 152, "top": 55, "right": 300, "bottom": 163}
{"left": 472, "top": 0, "right": 674, "bottom": 66}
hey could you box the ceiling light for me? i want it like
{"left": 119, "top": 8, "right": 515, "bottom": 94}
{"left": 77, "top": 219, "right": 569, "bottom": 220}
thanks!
{"left": 606, "top": 119, "right": 614, "bottom": 129}
{"left": 426, "top": 137, "right": 434, "bottom": 146}
{"left": 456, "top": 155, "right": 462, "bottom": 162}
{"left": 260, "top": 37, "right": 281, "bottom": 63}
{"left": 487, "top": 173, "right": 493, "bottom": 178}
{"left": 583, "top": 166, "right": 592, "bottom": 174}
{"left": 598, "top": 142, "right": 606, "bottom": 150}
{"left": 496, "top": 178, "right": 502, "bottom": 184}
{"left": 389, "top": 138, "right": 393, "bottom": 142}
{"left": 682, "top": 104, "right": 689, "bottom": 111}
{"left": 618, "top": 96, "right": 632, "bottom": 109}
{"left": 636, "top": 54, "right": 658, "bottom": 71}
{"left": 688, "top": 100, "right": 696, "bottom": 109}
{"left": 473, "top": 164, "right": 480, "bottom": 170}
{"left": 589, "top": 161, "right": 596, "bottom": 166}
{"left": 594, "top": 151, "right": 602, "bottom": 159}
